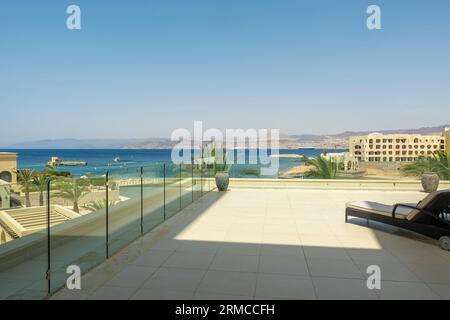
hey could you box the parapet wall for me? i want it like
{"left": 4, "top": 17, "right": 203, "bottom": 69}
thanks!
{"left": 229, "top": 178, "right": 450, "bottom": 191}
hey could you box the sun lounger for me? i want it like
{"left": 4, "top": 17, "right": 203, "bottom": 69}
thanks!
{"left": 345, "top": 190, "right": 450, "bottom": 250}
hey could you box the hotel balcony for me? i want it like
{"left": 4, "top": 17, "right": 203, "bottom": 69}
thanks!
{"left": 1, "top": 166, "right": 450, "bottom": 300}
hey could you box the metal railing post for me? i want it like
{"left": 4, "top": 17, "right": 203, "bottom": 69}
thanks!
{"left": 105, "top": 172, "right": 109, "bottom": 258}
{"left": 179, "top": 164, "right": 182, "bottom": 209}
{"left": 140, "top": 167, "right": 144, "bottom": 235}
{"left": 163, "top": 163, "right": 166, "bottom": 221}
{"left": 191, "top": 160, "right": 194, "bottom": 202}
{"left": 46, "top": 179, "right": 51, "bottom": 294}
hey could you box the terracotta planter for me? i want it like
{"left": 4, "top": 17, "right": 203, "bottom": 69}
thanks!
{"left": 421, "top": 172, "right": 440, "bottom": 193}
{"left": 215, "top": 172, "right": 230, "bottom": 191}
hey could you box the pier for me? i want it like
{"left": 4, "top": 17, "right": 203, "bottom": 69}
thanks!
{"left": 47, "top": 156, "right": 87, "bottom": 167}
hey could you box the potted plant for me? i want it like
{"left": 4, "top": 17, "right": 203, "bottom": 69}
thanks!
{"left": 214, "top": 149, "right": 235, "bottom": 191}
{"left": 202, "top": 145, "right": 234, "bottom": 191}
{"left": 421, "top": 172, "right": 440, "bottom": 193}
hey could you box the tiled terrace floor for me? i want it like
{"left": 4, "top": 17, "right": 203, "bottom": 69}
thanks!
{"left": 51, "top": 189, "right": 450, "bottom": 300}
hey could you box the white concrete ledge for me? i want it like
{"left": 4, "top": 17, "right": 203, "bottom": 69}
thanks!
{"left": 229, "top": 178, "right": 450, "bottom": 191}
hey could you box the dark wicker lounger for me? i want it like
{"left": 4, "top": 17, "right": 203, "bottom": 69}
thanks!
{"left": 345, "top": 190, "right": 450, "bottom": 250}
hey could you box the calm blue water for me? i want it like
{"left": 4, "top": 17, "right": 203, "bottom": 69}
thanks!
{"left": 1, "top": 149, "right": 347, "bottom": 178}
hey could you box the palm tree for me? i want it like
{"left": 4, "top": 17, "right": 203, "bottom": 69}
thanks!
{"left": 33, "top": 175, "right": 48, "bottom": 206}
{"left": 44, "top": 164, "right": 57, "bottom": 172}
{"left": 401, "top": 152, "right": 450, "bottom": 179}
{"left": 85, "top": 199, "right": 115, "bottom": 211}
{"left": 56, "top": 181, "right": 90, "bottom": 213}
{"left": 201, "top": 144, "right": 235, "bottom": 175}
{"left": 401, "top": 156, "right": 435, "bottom": 177}
{"left": 432, "top": 152, "right": 450, "bottom": 180}
{"left": 15, "top": 169, "right": 34, "bottom": 207}
{"left": 303, "top": 156, "right": 340, "bottom": 179}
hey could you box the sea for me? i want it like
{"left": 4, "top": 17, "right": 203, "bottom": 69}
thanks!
{"left": 1, "top": 148, "right": 348, "bottom": 178}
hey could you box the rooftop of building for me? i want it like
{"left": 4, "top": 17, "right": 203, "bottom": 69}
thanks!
{"left": 0, "top": 152, "right": 18, "bottom": 158}
{"left": 48, "top": 188, "right": 450, "bottom": 300}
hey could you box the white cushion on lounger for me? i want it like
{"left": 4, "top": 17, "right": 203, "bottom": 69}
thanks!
{"left": 346, "top": 201, "right": 413, "bottom": 220}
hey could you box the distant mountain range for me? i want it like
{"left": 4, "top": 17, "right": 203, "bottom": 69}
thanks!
{"left": 284, "top": 124, "right": 450, "bottom": 149}
{"left": 4, "top": 124, "right": 449, "bottom": 149}
{"left": 5, "top": 139, "right": 146, "bottom": 149}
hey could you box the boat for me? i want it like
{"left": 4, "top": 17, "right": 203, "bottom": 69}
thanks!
{"left": 298, "top": 146, "right": 316, "bottom": 150}
{"left": 113, "top": 157, "right": 130, "bottom": 163}
{"left": 47, "top": 157, "right": 87, "bottom": 167}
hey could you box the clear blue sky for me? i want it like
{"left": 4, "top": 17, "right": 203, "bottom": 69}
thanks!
{"left": 1, "top": 0, "right": 450, "bottom": 145}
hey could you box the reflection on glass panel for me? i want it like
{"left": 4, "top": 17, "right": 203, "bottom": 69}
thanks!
{"left": 164, "top": 163, "right": 181, "bottom": 219}
{"left": 180, "top": 164, "right": 193, "bottom": 209}
{"left": 107, "top": 167, "right": 141, "bottom": 256}
{"left": 49, "top": 176, "right": 106, "bottom": 293}
{"left": 0, "top": 179, "right": 49, "bottom": 299}
{"left": 193, "top": 163, "right": 202, "bottom": 201}
{"left": 142, "top": 164, "right": 164, "bottom": 233}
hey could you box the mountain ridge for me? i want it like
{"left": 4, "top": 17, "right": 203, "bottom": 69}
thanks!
{"left": 4, "top": 124, "right": 449, "bottom": 149}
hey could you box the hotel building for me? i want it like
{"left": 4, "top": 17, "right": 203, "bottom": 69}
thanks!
{"left": 0, "top": 152, "right": 17, "bottom": 184}
{"left": 349, "top": 129, "right": 449, "bottom": 163}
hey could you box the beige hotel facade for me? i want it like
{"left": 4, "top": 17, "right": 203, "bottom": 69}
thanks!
{"left": 349, "top": 128, "right": 450, "bottom": 163}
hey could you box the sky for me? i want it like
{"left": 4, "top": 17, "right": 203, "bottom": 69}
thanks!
{"left": 1, "top": 0, "right": 450, "bottom": 146}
